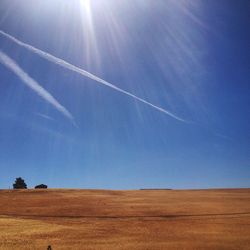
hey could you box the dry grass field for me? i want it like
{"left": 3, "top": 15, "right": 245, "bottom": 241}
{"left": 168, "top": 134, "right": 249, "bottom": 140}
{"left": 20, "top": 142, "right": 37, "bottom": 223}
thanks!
{"left": 0, "top": 188, "right": 249, "bottom": 249}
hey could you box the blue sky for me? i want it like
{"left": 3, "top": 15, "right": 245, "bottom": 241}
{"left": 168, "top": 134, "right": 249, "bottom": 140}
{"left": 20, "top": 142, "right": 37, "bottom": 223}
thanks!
{"left": 0, "top": 0, "right": 249, "bottom": 189}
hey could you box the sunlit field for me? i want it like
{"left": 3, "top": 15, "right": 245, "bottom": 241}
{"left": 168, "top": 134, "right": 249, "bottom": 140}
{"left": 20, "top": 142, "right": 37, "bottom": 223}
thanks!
{"left": 0, "top": 188, "right": 249, "bottom": 249}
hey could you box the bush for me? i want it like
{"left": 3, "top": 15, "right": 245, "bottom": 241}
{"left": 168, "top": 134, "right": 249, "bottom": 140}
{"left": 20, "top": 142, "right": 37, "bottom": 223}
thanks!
{"left": 35, "top": 184, "right": 47, "bottom": 189}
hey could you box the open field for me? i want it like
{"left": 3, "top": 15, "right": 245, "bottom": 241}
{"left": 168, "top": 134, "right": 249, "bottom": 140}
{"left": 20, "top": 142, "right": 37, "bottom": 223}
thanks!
{"left": 0, "top": 188, "right": 249, "bottom": 249}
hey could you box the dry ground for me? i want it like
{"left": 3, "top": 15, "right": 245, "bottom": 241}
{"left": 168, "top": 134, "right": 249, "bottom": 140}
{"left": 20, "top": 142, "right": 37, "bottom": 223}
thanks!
{"left": 0, "top": 188, "right": 249, "bottom": 249}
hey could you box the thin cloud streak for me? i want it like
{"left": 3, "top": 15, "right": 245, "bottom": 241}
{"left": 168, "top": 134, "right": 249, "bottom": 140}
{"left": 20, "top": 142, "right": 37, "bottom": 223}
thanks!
{"left": 0, "top": 30, "right": 187, "bottom": 123}
{"left": 0, "top": 51, "right": 75, "bottom": 124}
{"left": 34, "top": 112, "right": 55, "bottom": 121}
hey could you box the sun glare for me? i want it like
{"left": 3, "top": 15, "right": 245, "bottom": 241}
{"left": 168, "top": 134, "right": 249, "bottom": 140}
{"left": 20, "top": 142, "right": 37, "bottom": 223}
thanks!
{"left": 80, "top": 0, "right": 91, "bottom": 9}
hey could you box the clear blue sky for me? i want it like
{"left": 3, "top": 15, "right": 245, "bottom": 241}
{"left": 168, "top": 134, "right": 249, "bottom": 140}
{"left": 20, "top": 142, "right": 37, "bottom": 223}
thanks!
{"left": 0, "top": 0, "right": 249, "bottom": 189}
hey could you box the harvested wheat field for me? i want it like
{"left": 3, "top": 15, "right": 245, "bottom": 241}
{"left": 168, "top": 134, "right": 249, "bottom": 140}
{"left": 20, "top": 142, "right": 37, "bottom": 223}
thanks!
{"left": 0, "top": 188, "right": 249, "bottom": 250}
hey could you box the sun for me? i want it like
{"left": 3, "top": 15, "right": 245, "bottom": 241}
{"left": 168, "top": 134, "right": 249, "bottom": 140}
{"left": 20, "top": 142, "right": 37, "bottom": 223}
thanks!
{"left": 80, "top": 0, "right": 91, "bottom": 9}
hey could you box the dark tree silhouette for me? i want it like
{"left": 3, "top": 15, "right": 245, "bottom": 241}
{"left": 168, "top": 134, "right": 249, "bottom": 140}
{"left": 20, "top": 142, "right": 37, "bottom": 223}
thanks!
{"left": 13, "top": 177, "right": 27, "bottom": 189}
{"left": 35, "top": 184, "right": 47, "bottom": 189}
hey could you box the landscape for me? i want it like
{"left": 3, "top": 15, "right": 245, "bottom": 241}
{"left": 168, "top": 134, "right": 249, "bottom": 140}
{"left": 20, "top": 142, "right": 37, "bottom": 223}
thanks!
{"left": 1, "top": 0, "right": 250, "bottom": 249}
{"left": 0, "top": 188, "right": 250, "bottom": 249}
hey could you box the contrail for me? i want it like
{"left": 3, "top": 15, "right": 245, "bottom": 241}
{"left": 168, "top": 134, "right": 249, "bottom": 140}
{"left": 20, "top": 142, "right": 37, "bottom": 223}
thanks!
{"left": 34, "top": 112, "right": 55, "bottom": 121}
{"left": 0, "top": 51, "right": 75, "bottom": 125}
{"left": 0, "top": 30, "right": 186, "bottom": 122}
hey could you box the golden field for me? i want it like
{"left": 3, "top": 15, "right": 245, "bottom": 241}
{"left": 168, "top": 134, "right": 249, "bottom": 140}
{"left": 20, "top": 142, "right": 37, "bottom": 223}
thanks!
{"left": 0, "top": 188, "right": 249, "bottom": 249}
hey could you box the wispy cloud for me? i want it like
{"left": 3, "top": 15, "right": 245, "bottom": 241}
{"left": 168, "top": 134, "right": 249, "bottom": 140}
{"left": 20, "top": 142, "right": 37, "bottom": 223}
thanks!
{"left": 34, "top": 112, "right": 55, "bottom": 121}
{"left": 0, "top": 51, "right": 75, "bottom": 125}
{"left": 0, "top": 30, "right": 187, "bottom": 123}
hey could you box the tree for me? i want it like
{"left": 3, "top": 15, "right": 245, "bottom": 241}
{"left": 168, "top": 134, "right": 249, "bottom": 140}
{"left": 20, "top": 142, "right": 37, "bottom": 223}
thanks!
{"left": 35, "top": 184, "right": 47, "bottom": 189}
{"left": 13, "top": 177, "right": 27, "bottom": 189}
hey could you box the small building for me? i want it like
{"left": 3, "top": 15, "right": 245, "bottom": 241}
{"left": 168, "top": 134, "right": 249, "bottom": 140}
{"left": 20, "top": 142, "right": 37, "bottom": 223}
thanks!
{"left": 35, "top": 184, "right": 48, "bottom": 189}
